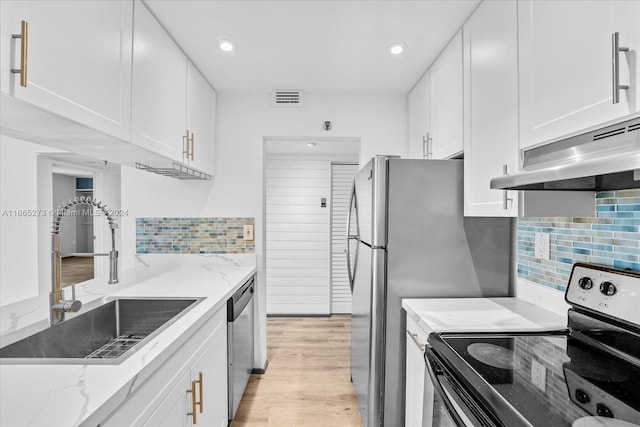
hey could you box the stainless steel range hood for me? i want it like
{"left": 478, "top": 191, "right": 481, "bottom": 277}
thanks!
{"left": 491, "top": 116, "right": 640, "bottom": 191}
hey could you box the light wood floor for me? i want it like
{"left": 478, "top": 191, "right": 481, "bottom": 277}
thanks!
{"left": 231, "top": 315, "right": 363, "bottom": 427}
{"left": 61, "top": 256, "right": 94, "bottom": 287}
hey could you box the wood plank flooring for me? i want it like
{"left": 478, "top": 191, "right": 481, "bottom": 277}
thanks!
{"left": 231, "top": 315, "right": 363, "bottom": 427}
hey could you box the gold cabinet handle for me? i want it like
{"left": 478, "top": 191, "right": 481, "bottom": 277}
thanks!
{"left": 190, "top": 132, "right": 195, "bottom": 161}
{"left": 183, "top": 130, "right": 195, "bottom": 161}
{"left": 188, "top": 373, "right": 203, "bottom": 424}
{"left": 406, "top": 329, "right": 425, "bottom": 352}
{"left": 198, "top": 372, "right": 203, "bottom": 413}
{"left": 183, "top": 130, "right": 190, "bottom": 159}
{"left": 11, "top": 20, "right": 28, "bottom": 87}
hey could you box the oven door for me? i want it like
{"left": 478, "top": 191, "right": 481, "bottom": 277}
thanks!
{"left": 424, "top": 346, "right": 497, "bottom": 427}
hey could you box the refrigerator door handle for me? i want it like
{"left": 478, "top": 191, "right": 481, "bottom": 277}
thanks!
{"left": 346, "top": 182, "right": 359, "bottom": 293}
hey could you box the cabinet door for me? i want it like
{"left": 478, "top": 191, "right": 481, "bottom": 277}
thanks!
{"left": 408, "top": 71, "right": 430, "bottom": 159}
{"left": 0, "top": 0, "right": 132, "bottom": 140}
{"left": 430, "top": 30, "right": 463, "bottom": 159}
{"left": 463, "top": 0, "right": 519, "bottom": 217}
{"left": 190, "top": 322, "right": 228, "bottom": 427}
{"left": 185, "top": 61, "right": 216, "bottom": 174}
{"left": 405, "top": 317, "right": 427, "bottom": 427}
{"left": 132, "top": 0, "right": 187, "bottom": 162}
{"left": 143, "top": 371, "right": 190, "bottom": 427}
{"left": 518, "top": 0, "right": 640, "bottom": 149}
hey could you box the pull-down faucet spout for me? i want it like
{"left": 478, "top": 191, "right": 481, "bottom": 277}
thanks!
{"left": 50, "top": 196, "right": 118, "bottom": 325}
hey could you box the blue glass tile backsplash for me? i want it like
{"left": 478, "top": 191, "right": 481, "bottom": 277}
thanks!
{"left": 136, "top": 217, "right": 255, "bottom": 254}
{"left": 518, "top": 189, "right": 640, "bottom": 291}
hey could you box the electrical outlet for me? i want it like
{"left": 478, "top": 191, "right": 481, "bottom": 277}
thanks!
{"left": 531, "top": 359, "right": 546, "bottom": 392}
{"left": 535, "top": 232, "right": 550, "bottom": 260}
{"left": 243, "top": 225, "right": 254, "bottom": 241}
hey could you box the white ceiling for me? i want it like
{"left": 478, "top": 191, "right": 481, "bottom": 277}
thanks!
{"left": 145, "top": 0, "right": 480, "bottom": 95}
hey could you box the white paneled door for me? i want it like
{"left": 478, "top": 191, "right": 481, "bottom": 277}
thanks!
{"left": 330, "top": 163, "right": 358, "bottom": 314}
{"left": 265, "top": 155, "right": 332, "bottom": 315}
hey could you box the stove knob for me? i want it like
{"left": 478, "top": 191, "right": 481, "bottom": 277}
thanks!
{"left": 575, "top": 389, "right": 590, "bottom": 404}
{"left": 578, "top": 277, "right": 593, "bottom": 290}
{"left": 596, "top": 403, "right": 614, "bottom": 418}
{"left": 599, "top": 281, "right": 617, "bottom": 296}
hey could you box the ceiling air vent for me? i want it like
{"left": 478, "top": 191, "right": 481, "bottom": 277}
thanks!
{"left": 272, "top": 90, "right": 303, "bottom": 107}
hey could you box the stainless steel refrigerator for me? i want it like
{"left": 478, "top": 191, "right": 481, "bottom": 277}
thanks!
{"left": 347, "top": 156, "right": 513, "bottom": 427}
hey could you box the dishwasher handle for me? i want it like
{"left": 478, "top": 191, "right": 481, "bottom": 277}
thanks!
{"left": 227, "top": 276, "right": 255, "bottom": 322}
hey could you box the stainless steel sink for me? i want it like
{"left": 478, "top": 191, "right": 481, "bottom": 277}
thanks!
{"left": 0, "top": 298, "right": 203, "bottom": 364}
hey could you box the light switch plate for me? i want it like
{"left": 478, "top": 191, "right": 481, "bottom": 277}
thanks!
{"left": 243, "top": 225, "right": 254, "bottom": 241}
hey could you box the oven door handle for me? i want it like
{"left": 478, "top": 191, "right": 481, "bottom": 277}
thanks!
{"left": 424, "top": 347, "right": 490, "bottom": 427}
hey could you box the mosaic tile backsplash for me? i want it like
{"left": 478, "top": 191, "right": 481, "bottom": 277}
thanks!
{"left": 518, "top": 189, "right": 640, "bottom": 291}
{"left": 136, "top": 217, "right": 255, "bottom": 254}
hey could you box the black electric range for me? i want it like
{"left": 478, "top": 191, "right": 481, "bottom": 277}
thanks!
{"left": 426, "top": 263, "right": 640, "bottom": 427}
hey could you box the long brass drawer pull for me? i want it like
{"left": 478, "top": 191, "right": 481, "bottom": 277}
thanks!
{"left": 188, "top": 373, "right": 203, "bottom": 424}
{"left": 406, "top": 329, "right": 425, "bottom": 352}
{"left": 190, "top": 132, "right": 195, "bottom": 161}
{"left": 612, "top": 32, "right": 629, "bottom": 104}
{"left": 198, "top": 371, "right": 203, "bottom": 413}
{"left": 11, "top": 20, "right": 28, "bottom": 87}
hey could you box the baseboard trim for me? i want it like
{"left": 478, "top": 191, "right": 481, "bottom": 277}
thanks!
{"left": 252, "top": 359, "right": 268, "bottom": 374}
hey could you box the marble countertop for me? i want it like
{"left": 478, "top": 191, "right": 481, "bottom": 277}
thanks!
{"left": 403, "top": 297, "right": 568, "bottom": 335}
{"left": 0, "top": 254, "right": 256, "bottom": 427}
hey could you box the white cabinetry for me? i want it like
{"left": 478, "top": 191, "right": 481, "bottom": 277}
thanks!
{"left": 407, "top": 31, "right": 463, "bottom": 160}
{"left": 463, "top": 0, "right": 519, "bottom": 217}
{"left": 408, "top": 71, "right": 430, "bottom": 159}
{"left": 430, "top": 30, "right": 464, "bottom": 159}
{"left": 131, "top": 1, "right": 187, "bottom": 163}
{"left": 405, "top": 313, "right": 429, "bottom": 427}
{"left": 132, "top": 1, "right": 216, "bottom": 174}
{"left": 518, "top": 0, "right": 640, "bottom": 149}
{"left": 102, "top": 307, "right": 228, "bottom": 427}
{"left": 0, "top": 0, "right": 132, "bottom": 140}
{"left": 185, "top": 61, "right": 216, "bottom": 175}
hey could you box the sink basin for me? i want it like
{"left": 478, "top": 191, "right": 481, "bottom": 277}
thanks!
{"left": 0, "top": 298, "right": 203, "bottom": 364}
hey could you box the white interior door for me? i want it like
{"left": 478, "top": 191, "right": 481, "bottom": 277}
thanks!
{"left": 265, "top": 155, "right": 332, "bottom": 315}
{"left": 330, "top": 163, "right": 359, "bottom": 314}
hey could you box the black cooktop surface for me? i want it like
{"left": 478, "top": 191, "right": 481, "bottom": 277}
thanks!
{"left": 438, "top": 333, "right": 640, "bottom": 427}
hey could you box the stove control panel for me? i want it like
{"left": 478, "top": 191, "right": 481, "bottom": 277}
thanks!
{"left": 566, "top": 263, "right": 640, "bottom": 327}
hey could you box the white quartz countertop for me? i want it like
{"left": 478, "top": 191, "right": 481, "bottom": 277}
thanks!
{"left": 0, "top": 254, "right": 256, "bottom": 427}
{"left": 403, "top": 297, "right": 568, "bottom": 335}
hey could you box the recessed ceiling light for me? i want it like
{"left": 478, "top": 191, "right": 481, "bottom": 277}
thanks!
{"left": 388, "top": 43, "right": 407, "bottom": 56}
{"left": 307, "top": 143, "right": 317, "bottom": 147}
{"left": 218, "top": 39, "right": 237, "bottom": 53}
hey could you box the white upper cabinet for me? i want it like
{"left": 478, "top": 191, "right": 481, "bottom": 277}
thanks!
{"left": 518, "top": 0, "right": 640, "bottom": 149}
{"left": 132, "top": 1, "right": 216, "bottom": 174}
{"left": 407, "top": 71, "right": 430, "bottom": 159}
{"left": 0, "top": 0, "right": 133, "bottom": 140}
{"left": 430, "top": 30, "right": 464, "bottom": 159}
{"left": 185, "top": 61, "right": 216, "bottom": 175}
{"left": 131, "top": 1, "right": 187, "bottom": 163}
{"left": 463, "top": 0, "right": 519, "bottom": 217}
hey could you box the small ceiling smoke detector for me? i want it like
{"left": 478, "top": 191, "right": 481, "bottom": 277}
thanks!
{"left": 388, "top": 43, "right": 407, "bottom": 55}
{"left": 218, "top": 39, "right": 237, "bottom": 53}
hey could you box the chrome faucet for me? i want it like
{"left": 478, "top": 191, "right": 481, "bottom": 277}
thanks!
{"left": 50, "top": 196, "right": 118, "bottom": 325}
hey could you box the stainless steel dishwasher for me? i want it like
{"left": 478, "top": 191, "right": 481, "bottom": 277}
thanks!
{"left": 227, "top": 275, "right": 255, "bottom": 422}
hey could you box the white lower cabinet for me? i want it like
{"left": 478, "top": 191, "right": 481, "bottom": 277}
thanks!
{"left": 102, "top": 307, "right": 228, "bottom": 427}
{"left": 405, "top": 313, "right": 428, "bottom": 427}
